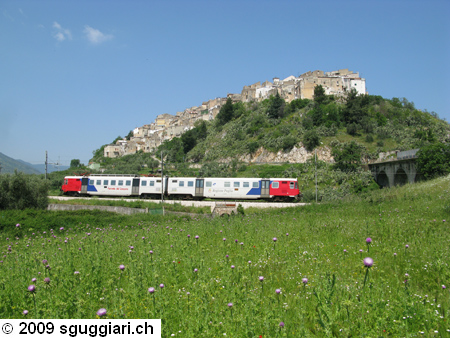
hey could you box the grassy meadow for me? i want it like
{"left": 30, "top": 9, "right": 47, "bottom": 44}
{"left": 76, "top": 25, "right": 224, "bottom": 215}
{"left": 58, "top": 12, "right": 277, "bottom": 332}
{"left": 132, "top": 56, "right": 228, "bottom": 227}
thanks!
{"left": 1, "top": 175, "right": 449, "bottom": 337}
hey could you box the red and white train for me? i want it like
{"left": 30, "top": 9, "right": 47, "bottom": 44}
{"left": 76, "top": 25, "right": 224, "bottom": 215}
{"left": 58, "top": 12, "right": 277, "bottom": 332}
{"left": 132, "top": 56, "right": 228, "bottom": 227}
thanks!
{"left": 61, "top": 175, "right": 301, "bottom": 201}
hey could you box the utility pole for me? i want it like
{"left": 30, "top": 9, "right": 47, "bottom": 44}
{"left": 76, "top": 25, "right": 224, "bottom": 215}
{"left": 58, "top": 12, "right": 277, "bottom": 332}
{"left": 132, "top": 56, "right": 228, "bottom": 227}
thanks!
{"left": 160, "top": 151, "right": 165, "bottom": 216}
{"left": 0, "top": 161, "right": 2, "bottom": 174}
{"left": 45, "top": 151, "right": 61, "bottom": 179}
{"left": 315, "top": 148, "right": 318, "bottom": 203}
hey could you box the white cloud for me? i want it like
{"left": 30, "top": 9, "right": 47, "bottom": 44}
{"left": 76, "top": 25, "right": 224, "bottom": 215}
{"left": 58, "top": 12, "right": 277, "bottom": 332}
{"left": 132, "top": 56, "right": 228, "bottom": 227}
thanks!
{"left": 52, "top": 21, "right": 72, "bottom": 41}
{"left": 83, "top": 25, "right": 113, "bottom": 45}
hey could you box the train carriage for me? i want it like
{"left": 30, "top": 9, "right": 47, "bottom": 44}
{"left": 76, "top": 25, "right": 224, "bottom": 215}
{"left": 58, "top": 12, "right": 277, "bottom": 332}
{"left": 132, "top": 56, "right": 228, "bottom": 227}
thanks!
{"left": 61, "top": 175, "right": 301, "bottom": 201}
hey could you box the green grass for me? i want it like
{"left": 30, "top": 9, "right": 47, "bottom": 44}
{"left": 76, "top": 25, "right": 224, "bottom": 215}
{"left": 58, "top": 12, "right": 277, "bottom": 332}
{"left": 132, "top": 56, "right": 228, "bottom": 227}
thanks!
{"left": 0, "top": 175, "right": 449, "bottom": 337}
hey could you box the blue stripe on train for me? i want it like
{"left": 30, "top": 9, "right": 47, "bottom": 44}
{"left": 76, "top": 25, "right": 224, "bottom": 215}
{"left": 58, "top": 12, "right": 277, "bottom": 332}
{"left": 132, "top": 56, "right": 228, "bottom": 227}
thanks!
{"left": 87, "top": 180, "right": 98, "bottom": 192}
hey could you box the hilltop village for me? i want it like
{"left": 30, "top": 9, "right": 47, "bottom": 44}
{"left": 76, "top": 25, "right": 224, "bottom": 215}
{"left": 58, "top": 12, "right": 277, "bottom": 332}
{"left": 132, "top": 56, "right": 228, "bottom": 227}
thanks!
{"left": 104, "top": 69, "right": 366, "bottom": 158}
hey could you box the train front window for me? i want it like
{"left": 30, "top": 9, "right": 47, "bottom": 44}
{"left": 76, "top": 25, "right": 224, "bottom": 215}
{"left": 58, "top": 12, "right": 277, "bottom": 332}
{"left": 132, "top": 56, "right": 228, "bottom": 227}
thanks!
{"left": 290, "top": 182, "right": 294, "bottom": 189}
{"left": 103, "top": 180, "right": 108, "bottom": 185}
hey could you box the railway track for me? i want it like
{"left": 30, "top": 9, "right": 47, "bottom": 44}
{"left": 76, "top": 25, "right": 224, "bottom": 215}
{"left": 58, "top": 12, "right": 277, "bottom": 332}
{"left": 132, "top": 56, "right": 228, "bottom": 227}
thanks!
{"left": 49, "top": 196, "right": 308, "bottom": 210}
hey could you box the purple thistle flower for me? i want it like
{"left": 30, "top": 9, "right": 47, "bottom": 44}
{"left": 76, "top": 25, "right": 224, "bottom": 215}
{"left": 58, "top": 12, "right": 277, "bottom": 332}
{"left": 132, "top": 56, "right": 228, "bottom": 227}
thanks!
{"left": 279, "top": 322, "right": 285, "bottom": 327}
{"left": 366, "top": 237, "right": 372, "bottom": 244}
{"left": 23, "top": 310, "right": 28, "bottom": 315}
{"left": 442, "top": 285, "right": 446, "bottom": 289}
{"left": 28, "top": 284, "right": 36, "bottom": 293}
{"left": 363, "top": 257, "right": 374, "bottom": 267}
{"left": 195, "top": 235, "right": 199, "bottom": 239}
{"left": 74, "top": 271, "right": 80, "bottom": 275}
{"left": 231, "top": 265, "right": 235, "bottom": 269}
{"left": 275, "top": 289, "right": 281, "bottom": 294}
{"left": 119, "top": 264, "right": 125, "bottom": 271}
{"left": 31, "top": 278, "right": 37, "bottom": 282}
{"left": 405, "top": 244, "right": 409, "bottom": 248}
{"left": 42, "top": 259, "right": 48, "bottom": 265}
{"left": 227, "top": 302, "right": 233, "bottom": 307}
{"left": 223, "top": 238, "right": 226, "bottom": 241}
{"left": 148, "top": 287, "right": 155, "bottom": 293}
{"left": 273, "top": 237, "right": 277, "bottom": 242}
{"left": 149, "top": 250, "right": 153, "bottom": 254}
{"left": 16, "top": 223, "right": 20, "bottom": 227}
{"left": 96, "top": 308, "right": 107, "bottom": 317}
{"left": 302, "top": 278, "right": 308, "bottom": 284}
{"left": 248, "top": 261, "right": 251, "bottom": 264}
{"left": 44, "top": 277, "right": 50, "bottom": 284}
{"left": 194, "top": 268, "right": 198, "bottom": 272}
{"left": 187, "top": 234, "right": 190, "bottom": 238}
{"left": 235, "top": 239, "right": 238, "bottom": 243}
{"left": 159, "top": 283, "right": 164, "bottom": 289}
{"left": 259, "top": 276, "right": 264, "bottom": 281}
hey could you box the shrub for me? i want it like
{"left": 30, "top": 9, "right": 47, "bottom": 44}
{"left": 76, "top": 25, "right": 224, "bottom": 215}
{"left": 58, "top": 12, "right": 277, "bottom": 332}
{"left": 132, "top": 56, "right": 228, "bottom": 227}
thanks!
{"left": 303, "top": 130, "right": 320, "bottom": 151}
{"left": 0, "top": 172, "right": 48, "bottom": 210}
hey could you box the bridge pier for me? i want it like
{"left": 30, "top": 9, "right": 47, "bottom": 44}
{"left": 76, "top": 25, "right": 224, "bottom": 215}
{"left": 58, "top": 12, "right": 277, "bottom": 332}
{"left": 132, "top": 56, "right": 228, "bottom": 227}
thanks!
{"left": 368, "top": 158, "right": 420, "bottom": 188}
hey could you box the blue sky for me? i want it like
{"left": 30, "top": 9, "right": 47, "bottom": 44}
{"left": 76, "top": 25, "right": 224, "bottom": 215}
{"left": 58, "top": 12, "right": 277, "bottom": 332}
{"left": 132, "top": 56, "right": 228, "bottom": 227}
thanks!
{"left": 1, "top": 0, "right": 449, "bottom": 166}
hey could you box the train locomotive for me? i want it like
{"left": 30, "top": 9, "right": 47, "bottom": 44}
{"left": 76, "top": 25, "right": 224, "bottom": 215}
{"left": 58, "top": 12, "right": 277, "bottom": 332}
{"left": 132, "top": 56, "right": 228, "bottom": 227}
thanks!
{"left": 61, "top": 174, "right": 301, "bottom": 202}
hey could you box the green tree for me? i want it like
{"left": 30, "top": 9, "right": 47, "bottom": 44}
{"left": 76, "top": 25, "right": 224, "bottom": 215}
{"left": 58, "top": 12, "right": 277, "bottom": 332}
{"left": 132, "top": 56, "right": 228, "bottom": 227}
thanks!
{"left": 216, "top": 98, "right": 234, "bottom": 126}
{"left": 70, "top": 159, "right": 81, "bottom": 168}
{"left": 303, "top": 129, "right": 320, "bottom": 151}
{"left": 313, "top": 84, "right": 327, "bottom": 105}
{"left": 416, "top": 143, "right": 450, "bottom": 179}
{"left": 267, "top": 92, "right": 285, "bottom": 119}
{"left": 332, "top": 141, "right": 362, "bottom": 172}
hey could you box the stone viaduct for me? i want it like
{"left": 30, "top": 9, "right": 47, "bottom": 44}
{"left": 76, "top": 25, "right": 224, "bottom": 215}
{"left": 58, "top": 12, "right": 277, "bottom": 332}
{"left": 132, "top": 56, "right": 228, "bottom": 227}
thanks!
{"left": 367, "top": 149, "right": 422, "bottom": 188}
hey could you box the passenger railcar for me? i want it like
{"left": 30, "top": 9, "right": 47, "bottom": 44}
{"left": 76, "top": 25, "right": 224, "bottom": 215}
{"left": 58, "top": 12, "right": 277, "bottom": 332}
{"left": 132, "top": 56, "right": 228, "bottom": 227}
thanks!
{"left": 61, "top": 175, "right": 301, "bottom": 201}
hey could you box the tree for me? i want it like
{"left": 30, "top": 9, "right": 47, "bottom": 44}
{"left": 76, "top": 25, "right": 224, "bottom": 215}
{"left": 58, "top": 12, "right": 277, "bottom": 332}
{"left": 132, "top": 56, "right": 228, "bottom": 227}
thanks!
{"left": 416, "top": 143, "right": 450, "bottom": 179}
{"left": 303, "top": 129, "right": 320, "bottom": 151}
{"left": 70, "top": 159, "right": 81, "bottom": 168}
{"left": 216, "top": 98, "right": 234, "bottom": 126}
{"left": 313, "top": 85, "right": 326, "bottom": 105}
{"left": 267, "top": 92, "right": 285, "bottom": 119}
{"left": 332, "top": 141, "right": 362, "bottom": 172}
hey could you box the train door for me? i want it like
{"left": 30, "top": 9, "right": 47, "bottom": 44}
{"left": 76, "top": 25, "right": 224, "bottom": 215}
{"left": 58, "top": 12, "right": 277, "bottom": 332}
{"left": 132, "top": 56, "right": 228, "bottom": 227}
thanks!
{"left": 81, "top": 177, "right": 89, "bottom": 195}
{"left": 195, "top": 179, "right": 204, "bottom": 197}
{"left": 261, "top": 179, "right": 270, "bottom": 198}
{"left": 132, "top": 178, "right": 140, "bottom": 195}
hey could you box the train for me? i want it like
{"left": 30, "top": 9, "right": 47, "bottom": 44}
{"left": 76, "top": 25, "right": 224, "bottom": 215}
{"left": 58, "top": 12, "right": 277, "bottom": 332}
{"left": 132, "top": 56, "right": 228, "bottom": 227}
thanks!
{"left": 61, "top": 174, "right": 301, "bottom": 202}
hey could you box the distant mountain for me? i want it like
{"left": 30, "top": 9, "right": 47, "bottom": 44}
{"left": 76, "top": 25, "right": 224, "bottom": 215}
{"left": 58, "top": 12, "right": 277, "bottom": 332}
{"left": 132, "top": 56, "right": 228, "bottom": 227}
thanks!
{"left": 29, "top": 163, "right": 69, "bottom": 174}
{"left": 0, "top": 152, "right": 42, "bottom": 174}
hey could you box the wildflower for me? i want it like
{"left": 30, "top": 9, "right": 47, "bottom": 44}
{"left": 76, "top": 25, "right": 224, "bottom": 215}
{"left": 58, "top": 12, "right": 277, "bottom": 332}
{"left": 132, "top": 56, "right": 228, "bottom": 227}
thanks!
{"left": 302, "top": 278, "right": 308, "bottom": 284}
{"left": 148, "top": 287, "right": 155, "bottom": 293}
{"left": 149, "top": 250, "right": 153, "bottom": 254}
{"left": 195, "top": 235, "right": 199, "bottom": 239}
{"left": 96, "top": 308, "right": 107, "bottom": 317}
{"left": 194, "top": 268, "right": 198, "bottom": 272}
{"left": 44, "top": 277, "right": 50, "bottom": 284}
{"left": 60, "top": 227, "right": 64, "bottom": 231}
{"left": 279, "top": 322, "right": 285, "bottom": 327}
{"left": 231, "top": 265, "right": 235, "bottom": 269}
{"left": 405, "top": 244, "right": 409, "bottom": 248}
{"left": 28, "top": 285, "right": 36, "bottom": 293}
{"left": 364, "top": 257, "right": 374, "bottom": 267}
{"left": 74, "top": 271, "right": 80, "bottom": 275}
{"left": 16, "top": 224, "right": 20, "bottom": 227}
{"left": 366, "top": 237, "right": 372, "bottom": 244}
{"left": 442, "top": 285, "right": 446, "bottom": 289}
{"left": 223, "top": 238, "right": 226, "bottom": 241}
{"left": 119, "top": 264, "right": 125, "bottom": 271}
{"left": 227, "top": 302, "right": 233, "bottom": 307}
{"left": 159, "top": 284, "right": 164, "bottom": 289}
{"left": 31, "top": 278, "right": 37, "bottom": 282}
{"left": 273, "top": 237, "right": 277, "bottom": 242}
{"left": 276, "top": 289, "right": 281, "bottom": 294}
{"left": 23, "top": 310, "right": 28, "bottom": 315}
{"left": 259, "top": 276, "right": 264, "bottom": 281}
{"left": 42, "top": 259, "right": 48, "bottom": 265}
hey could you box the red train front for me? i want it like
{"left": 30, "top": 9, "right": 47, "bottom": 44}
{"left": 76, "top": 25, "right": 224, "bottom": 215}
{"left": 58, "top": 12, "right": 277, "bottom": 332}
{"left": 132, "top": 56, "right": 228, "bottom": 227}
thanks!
{"left": 269, "top": 178, "right": 301, "bottom": 201}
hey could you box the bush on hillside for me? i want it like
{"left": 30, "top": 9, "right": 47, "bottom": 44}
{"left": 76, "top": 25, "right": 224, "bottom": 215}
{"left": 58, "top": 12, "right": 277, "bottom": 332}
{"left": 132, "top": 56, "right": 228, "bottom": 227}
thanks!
{"left": 417, "top": 143, "right": 450, "bottom": 179}
{"left": 0, "top": 172, "right": 48, "bottom": 210}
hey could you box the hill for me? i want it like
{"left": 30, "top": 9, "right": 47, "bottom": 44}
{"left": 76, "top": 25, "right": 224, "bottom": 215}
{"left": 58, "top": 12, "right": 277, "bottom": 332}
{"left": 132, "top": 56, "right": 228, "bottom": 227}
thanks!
{"left": 0, "top": 152, "right": 42, "bottom": 174}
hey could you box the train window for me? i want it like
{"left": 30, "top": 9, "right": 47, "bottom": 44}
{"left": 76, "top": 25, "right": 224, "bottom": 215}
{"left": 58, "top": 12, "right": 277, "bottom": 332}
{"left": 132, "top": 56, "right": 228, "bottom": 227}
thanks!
{"left": 126, "top": 181, "right": 131, "bottom": 186}
{"left": 150, "top": 181, "right": 155, "bottom": 187}
{"left": 253, "top": 182, "right": 259, "bottom": 188}
{"left": 118, "top": 180, "right": 124, "bottom": 186}
{"left": 282, "top": 181, "right": 288, "bottom": 184}
{"left": 272, "top": 182, "right": 279, "bottom": 188}
{"left": 64, "top": 179, "right": 68, "bottom": 185}
{"left": 234, "top": 182, "right": 240, "bottom": 188}
{"left": 111, "top": 180, "right": 116, "bottom": 186}
{"left": 156, "top": 180, "right": 161, "bottom": 183}
{"left": 224, "top": 182, "right": 230, "bottom": 188}
{"left": 179, "top": 181, "right": 185, "bottom": 187}
{"left": 206, "top": 181, "right": 212, "bottom": 187}
{"left": 188, "top": 181, "right": 194, "bottom": 187}
{"left": 243, "top": 182, "right": 249, "bottom": 188}
{"left": 141, "top": 180, "right": 147, "bottom": 187}
{"left": 172, "top": 180, "right": 178, "bottom": 183}
{"left": 103, "top": 180, "right": 109, "bottom": 185}
{"left": 290, "top": 182, "right": 295, "bottom": 189}
{"left": 295, "top": 182, "right": 298, "bottom": 189}
{"left": 89, "top": 180, "right": 94, "bottom": 186}
{"left": 96, "top": 180, "right": 101, "bottom": 185}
